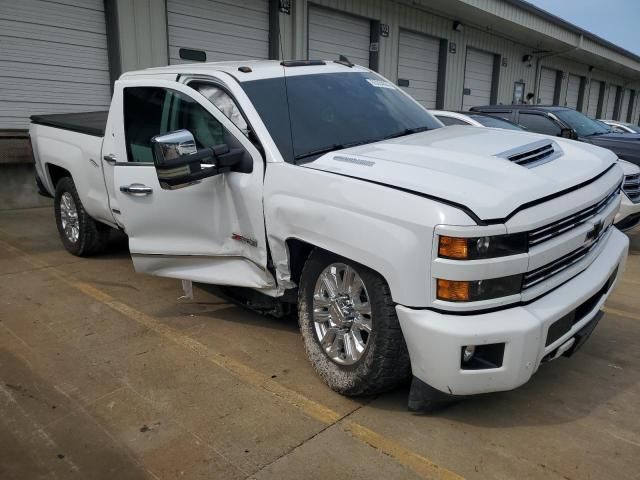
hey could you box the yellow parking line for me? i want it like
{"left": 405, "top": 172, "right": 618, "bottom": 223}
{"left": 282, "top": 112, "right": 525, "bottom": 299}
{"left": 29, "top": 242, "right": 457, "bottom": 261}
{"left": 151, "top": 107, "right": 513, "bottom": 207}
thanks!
{"left": 0, "top": 238, "right": 464, "bottom": 480}
{"left": 345, "top": 421, "right": 464, "bottom": 480}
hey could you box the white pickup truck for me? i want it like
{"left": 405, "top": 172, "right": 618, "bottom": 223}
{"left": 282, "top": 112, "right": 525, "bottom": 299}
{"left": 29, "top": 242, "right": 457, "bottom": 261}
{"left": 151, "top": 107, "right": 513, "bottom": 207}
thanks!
{"left": 31, "top": 60, "right": 629, "bottom": 411}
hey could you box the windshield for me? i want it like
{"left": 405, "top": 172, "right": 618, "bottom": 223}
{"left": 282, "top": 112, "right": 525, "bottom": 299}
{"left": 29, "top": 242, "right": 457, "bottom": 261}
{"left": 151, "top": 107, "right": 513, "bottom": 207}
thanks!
{"left": 553, "top": 109, "right": 611, "bottom": 137}
{"left": 241, "top": 71, "right": 441, "bottom": 163}
{"left": 469, "top": 114, "right": 525, "bottom": 131}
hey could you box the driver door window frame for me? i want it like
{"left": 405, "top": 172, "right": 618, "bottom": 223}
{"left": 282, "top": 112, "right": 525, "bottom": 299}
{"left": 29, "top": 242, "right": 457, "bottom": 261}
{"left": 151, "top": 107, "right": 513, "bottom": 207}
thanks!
{"left": 117, "top": 77, "right": 262, "bottom": 168}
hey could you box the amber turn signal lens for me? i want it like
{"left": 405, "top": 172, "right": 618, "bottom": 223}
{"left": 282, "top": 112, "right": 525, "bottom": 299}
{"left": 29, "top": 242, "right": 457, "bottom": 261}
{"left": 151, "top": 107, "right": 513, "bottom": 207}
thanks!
{"left": 438, "top": 236, "right": 469, "bottom": 259}
{"left": 437, "top": 279, "right": 470, "bottom": 301}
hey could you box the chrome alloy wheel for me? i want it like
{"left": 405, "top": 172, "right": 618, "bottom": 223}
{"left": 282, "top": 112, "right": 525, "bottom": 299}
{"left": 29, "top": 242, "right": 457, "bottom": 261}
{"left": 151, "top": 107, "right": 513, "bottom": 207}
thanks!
{"left": 59, "top": 192, "right": 80, "bottom": 243}
{"left": 312, "top": 263, "right": 373, "bottom": 365}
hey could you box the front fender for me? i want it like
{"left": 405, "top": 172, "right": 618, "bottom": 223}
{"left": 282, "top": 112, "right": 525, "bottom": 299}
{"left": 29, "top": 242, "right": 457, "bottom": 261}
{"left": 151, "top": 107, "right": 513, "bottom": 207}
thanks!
{"left": 263, "top": 163, "right": 475, "bottom": 307}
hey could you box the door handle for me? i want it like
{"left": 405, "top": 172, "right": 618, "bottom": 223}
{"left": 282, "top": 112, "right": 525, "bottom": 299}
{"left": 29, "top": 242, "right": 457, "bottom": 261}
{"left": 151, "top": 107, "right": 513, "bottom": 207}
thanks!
{"left": 103, "top": 154, "right": 117, "bottom": 165}
{"left": 120, "top": 183, "right": 153, "bottom": 196}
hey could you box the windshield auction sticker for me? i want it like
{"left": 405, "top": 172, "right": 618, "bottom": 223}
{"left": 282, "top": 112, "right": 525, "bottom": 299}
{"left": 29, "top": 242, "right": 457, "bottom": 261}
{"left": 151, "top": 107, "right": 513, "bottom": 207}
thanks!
{"left": 366, "top": 78, "right": 395, "bottom": 89}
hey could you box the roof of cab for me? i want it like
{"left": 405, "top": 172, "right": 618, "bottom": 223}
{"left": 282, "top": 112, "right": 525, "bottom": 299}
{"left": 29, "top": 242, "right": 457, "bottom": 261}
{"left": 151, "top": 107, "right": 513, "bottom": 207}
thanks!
{"left": 119, "top": 59, "right": 370, "bottom": 82}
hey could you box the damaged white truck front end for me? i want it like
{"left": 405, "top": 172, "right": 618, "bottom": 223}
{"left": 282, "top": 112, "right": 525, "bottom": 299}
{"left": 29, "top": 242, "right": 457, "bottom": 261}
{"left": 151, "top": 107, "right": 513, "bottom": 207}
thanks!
{"left": 31, "top": 61, "right": 628, "bottom": 411}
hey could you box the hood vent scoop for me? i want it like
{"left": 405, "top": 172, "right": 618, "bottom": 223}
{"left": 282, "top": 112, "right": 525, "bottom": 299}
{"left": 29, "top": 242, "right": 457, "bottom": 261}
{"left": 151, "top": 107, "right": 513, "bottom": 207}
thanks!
{"left": 497, "top": 139, "right": 562, "bottom": 168}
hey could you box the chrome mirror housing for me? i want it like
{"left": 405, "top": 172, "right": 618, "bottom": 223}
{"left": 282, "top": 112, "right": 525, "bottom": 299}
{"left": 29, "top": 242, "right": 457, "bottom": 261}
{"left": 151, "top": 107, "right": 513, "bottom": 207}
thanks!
{"left": 151, "top": 129, "right": 197, "bottom": 166}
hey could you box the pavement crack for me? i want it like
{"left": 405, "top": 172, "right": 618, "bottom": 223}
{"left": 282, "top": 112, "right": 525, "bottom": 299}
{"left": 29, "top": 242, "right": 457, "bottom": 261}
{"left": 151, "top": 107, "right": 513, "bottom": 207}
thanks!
{"left": 244, "top": 400, "right": 373, "bottom": 479}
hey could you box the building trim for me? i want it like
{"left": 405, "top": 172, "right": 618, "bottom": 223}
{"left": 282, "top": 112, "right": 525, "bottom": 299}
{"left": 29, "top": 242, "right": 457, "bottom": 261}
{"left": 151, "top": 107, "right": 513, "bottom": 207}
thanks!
{"left": 613, "top": 85, "right": 622, "bottom": 120}
{"left": 596, "top": 81, "right": 606, "bottom": 118}
{"left": 490, "top": 54, "right": 501, "bottom": 105}
{"left": 576, "top": 76, "right": 587, "bottom": 112}
{"left": 553, "top": 71, "right": 563, "bottom": 105}
{"left": 500, "top": 0, "right": 640, "bottom": 65}
{"left": 268, "top": 0, "right": 280, "bottom": 60}
{"left": 436, "top": 38, "right": 448, "bottom": 110}
{"left": 104, "top": 0, "right": 122, "bottom": 88}
{"left": 627, "top": 90, "right": 636, "bottom": 123}
{"left": 369, "top": 20, "right": 381, "bottom": 72}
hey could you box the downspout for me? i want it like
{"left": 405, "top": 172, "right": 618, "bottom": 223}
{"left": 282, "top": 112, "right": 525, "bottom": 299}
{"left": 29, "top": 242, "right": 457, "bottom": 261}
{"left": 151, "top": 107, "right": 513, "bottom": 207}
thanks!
{"left": 533, "top": 34, "right": 583, "bottom": 104}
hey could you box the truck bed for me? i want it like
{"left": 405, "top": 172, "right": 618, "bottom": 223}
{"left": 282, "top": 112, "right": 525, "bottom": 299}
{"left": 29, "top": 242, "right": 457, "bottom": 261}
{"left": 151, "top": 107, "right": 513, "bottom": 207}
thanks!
{"left": 30, "top": 111, "right": 108, "bottom": 137}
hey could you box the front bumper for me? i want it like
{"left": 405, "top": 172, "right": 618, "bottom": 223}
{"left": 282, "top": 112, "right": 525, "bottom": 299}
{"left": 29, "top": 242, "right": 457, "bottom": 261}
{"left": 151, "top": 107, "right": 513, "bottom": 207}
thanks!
{"left": 397, "top": 228, "right": 629, "bottom": 396}
{"left": 614, "top": 194, "right": 640, "bottom": 231}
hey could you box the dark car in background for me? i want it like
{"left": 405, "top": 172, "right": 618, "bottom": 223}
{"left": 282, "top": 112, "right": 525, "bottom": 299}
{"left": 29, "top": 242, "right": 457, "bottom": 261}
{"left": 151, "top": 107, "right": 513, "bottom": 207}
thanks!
{"left": 470, "top": 105, "right": 640, "bottom": 167}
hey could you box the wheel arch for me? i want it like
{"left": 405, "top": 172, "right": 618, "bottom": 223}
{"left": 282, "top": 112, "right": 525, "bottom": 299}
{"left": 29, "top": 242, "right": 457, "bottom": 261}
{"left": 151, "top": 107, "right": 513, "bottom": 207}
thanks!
{"left": 284, "top": 237, "right": 393, "bottom": 297}
{"left": 47, "top": 163, "right": 72, "bottom": 190}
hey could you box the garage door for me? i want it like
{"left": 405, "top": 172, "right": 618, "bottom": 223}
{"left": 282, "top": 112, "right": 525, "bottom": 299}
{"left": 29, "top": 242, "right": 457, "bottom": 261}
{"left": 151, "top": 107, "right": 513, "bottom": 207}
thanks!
{"left": 308, "top": 5, "right": 370, "bottom": 67}
{"left": 619, "top": 88, "right": 631, "bottom": 121}
{"left": 565, "top": 74, "right": 581, "bottom": 109}
{"left": 538, "top": 67, "right": 557, "bottom": 105}
{"left": 605, "top": 86, "right": 618, "bottom": 119}
{"left": 586, "top": 80, "right": 602, "bottom": 118}
{"left": 397, "top": 30, "right": 440, "bottom": 108}
{"left": 167, "top": 0, "right": 269, "bottom": 64}
{"left": 462, "top": 48, "right": 495, "bottom": 110}
{"left": 0, "top": 0, "right": 111, "bottom": 130}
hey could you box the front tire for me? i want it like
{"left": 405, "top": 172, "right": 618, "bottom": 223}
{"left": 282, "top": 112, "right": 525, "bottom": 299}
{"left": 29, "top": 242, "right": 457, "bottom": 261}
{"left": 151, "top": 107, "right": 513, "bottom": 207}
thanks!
{"left": 54, "top": 177, "right": 110, "bottom": 256}
{"left": 298, "top": 249, "right": 411, "bottom": 396}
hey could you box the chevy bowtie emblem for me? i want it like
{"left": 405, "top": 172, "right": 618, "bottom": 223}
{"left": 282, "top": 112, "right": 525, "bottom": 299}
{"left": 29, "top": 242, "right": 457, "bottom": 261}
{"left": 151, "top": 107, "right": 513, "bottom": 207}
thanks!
{"left": 586, "top": 220, "right": 604, "bottom": 242}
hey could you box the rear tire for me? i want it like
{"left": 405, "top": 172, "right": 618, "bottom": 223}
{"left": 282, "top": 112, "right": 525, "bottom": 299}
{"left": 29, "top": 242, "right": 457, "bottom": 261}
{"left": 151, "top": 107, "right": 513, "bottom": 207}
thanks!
{"left": 54, "top": 177, "right": 110, "bottom": 256}
{"left": 298, "top": 249, "right": 411, "bottom": 396}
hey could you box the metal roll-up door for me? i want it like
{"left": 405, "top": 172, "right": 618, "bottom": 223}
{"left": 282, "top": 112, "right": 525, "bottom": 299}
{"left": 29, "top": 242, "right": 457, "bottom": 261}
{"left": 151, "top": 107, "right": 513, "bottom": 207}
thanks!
{"left": 462, "top": 48, "right": 495, "bottom": 110}
{"left": 308, "top": 5, "right": 370, "bottom": 67}
{"left": 605, "top": 86, "right": 618, "bottom": 119}
{"left": 397, "top": 30, "right": 440, "bottom": 108}
{"left": 565, "top": 74, "right": 581, "bottom": 109}
{"left": 167, "top": 0, "right": 269, "bottom": 64}
{"left": 619, "top": 88, "right": 631, "bottom": 121}
{"left": 0, "top": 0, "right": 111, "bottom": 130}
{"left": 538, "top": 67, "right": 557, "bottom": 105}
{"left": 586, "top": 80, "right": 601, "bottom": 118}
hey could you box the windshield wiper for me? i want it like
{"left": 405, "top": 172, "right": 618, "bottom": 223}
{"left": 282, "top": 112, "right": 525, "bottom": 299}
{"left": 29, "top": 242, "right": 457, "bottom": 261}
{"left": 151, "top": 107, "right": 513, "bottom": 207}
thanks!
{"left": 294, "top": 138, "right": 375, "bottom": 161}
{"left": 294, "top": 126, "right": 432, "bottom": 161}
{"left": 382, "top": 126, "right": 432, "bottom": 140}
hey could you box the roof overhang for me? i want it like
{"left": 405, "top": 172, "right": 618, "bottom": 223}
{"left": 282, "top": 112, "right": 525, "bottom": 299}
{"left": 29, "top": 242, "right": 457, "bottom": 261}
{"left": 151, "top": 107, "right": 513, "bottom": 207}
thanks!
{"left": 406, "top": 0, "right": 640, "bottom": 84}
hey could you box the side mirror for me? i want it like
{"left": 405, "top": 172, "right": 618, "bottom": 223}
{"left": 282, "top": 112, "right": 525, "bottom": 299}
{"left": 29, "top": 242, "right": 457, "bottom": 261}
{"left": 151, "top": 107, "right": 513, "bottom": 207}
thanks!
{"left": 151, "top": 129, "right": 246, "bottom": 189}
{"left": 560, "top": 128, "right": 578, "bottom": 140}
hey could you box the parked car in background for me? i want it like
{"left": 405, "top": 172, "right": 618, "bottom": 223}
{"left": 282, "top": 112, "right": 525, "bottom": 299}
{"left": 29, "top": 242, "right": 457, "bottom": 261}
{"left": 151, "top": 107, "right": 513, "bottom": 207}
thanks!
{"left": 599, "top": 120, "right": 640, "bottom": 134}
{"left": 30, "top": 60, "right": 629, "bottom": 411}
{"left": 470, "top": 105, "right": 640, "bottom": 166}
{"left": 431, "top": 110, "right": 525, "bottom": 131}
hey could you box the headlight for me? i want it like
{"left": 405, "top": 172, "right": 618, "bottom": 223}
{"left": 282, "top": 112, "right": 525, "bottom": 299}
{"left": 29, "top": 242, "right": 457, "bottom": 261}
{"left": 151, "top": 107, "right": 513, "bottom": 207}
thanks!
{"left": 436, "top": 275, "right": 523, "bottom": 302}
{"left": 438, "top": 233, "right": 527, "bottom": 260}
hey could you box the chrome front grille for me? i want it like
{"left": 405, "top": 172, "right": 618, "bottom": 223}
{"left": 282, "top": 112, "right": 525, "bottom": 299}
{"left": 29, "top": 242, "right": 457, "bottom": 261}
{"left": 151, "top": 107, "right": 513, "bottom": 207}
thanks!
{"left": 523, "top": 226, "right": 611, "bottom": 290}
{"left": 623, "top": 173, "right": 640, "bottom": 203}
{"left": 528, "top": 186, "right": 620, "bottom": 247}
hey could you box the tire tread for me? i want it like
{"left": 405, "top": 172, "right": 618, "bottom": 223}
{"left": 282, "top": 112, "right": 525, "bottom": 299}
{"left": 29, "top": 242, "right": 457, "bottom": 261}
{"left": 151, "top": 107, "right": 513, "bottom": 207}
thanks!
{"left": 298, "top": 249, "right": 411, "bottom": 396}
{"left": 54, "top": 177, "right": 109, "bottom": 256}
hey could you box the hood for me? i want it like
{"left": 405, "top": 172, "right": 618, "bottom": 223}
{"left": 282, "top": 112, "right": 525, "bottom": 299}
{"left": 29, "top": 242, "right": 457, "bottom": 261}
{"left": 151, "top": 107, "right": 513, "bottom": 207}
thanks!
{"left": 305, "top": 126, "right": 618, "bottom": 220}
{"left": 618, "top": 159, "right": 640, "bottom": 176}
{"left": 582, "top": 132, "right": 640, "bottom": 146}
